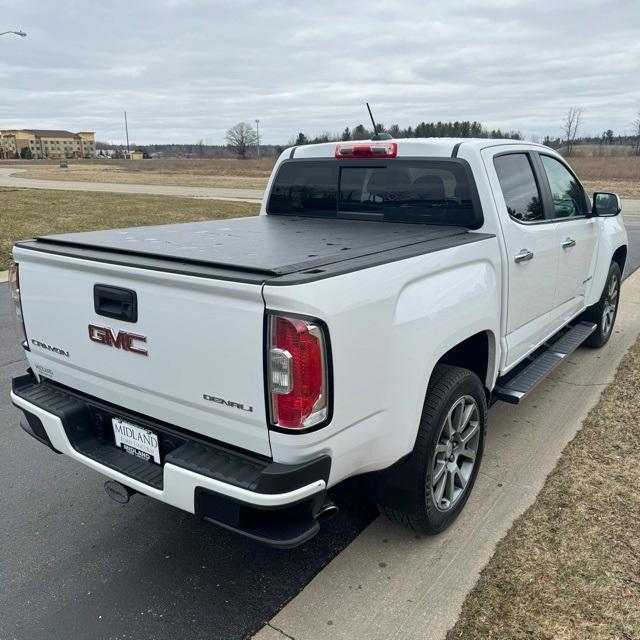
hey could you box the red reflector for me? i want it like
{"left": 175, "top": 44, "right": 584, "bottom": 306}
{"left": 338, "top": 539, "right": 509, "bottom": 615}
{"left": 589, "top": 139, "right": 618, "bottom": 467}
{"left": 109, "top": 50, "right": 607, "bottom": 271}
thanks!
{"left": 8, "top": 263, "right": 28, "bottom": 348}
{"left": 268, "top": 315, "right": 329, "bottom": 430}
{"left": 335, "top": 142, "right": 397, "bottom": 159}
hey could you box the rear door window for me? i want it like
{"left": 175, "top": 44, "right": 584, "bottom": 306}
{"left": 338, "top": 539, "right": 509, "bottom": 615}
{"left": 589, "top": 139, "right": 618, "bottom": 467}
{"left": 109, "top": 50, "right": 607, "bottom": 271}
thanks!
{"left": 267, "top": 159, "right": 482, "bottom": 228}
{"left": 494, "top": 153, "right": 544, "bottom": 222}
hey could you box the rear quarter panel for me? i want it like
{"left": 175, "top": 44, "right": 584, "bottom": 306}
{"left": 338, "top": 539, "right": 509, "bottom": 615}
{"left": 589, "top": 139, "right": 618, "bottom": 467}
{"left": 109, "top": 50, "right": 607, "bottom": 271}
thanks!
{"left": 263, "top": 237, "right": 501, "bottom": 486}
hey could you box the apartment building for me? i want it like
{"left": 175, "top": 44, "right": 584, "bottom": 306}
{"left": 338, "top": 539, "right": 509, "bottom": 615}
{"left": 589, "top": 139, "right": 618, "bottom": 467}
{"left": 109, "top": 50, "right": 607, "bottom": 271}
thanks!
{"left": 0, "top": 129, "right": 95, "bottom": 159}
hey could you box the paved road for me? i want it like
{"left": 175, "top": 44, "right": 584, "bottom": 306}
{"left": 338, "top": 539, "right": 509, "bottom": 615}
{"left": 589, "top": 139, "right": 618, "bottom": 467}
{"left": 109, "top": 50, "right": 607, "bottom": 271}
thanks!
{"left": 0, "top": 168, "right": 263, "bottom": 203}
{"left": 622, "top": 199, "right": 640, "bottom": 279}
{"left": 1, "top": 208, "right": 638, "bottom": 640}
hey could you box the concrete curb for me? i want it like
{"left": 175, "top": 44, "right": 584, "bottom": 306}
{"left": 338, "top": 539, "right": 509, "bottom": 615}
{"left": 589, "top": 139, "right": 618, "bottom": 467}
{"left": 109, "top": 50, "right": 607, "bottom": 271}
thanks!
{"left": 0, "top": 270, "right": 8, "bottom": 283}
{"left": 253, "top": 268, "right": 640, "bottom": 640}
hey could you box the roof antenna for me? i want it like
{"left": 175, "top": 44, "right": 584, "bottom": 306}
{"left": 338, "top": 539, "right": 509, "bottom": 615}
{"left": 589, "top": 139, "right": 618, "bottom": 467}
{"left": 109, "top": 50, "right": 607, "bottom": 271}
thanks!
{"left": 366, "top": 103, "right": 392, "bottom": 140}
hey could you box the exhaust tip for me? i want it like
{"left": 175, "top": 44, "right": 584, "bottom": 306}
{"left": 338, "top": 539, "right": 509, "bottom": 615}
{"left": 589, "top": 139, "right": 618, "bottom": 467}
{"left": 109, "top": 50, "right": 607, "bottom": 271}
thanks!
{"left": 104, "top": 480, "right": 135, "bottom": 504}
{"left": 316, "top": 499, "right": 339, "bottom": 523}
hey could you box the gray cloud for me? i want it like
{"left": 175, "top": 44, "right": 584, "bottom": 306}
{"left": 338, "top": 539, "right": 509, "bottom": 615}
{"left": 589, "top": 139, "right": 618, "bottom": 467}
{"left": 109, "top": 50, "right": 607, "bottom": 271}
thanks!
{"left": 1, "top": 0, "right": 638, "bottom": 143}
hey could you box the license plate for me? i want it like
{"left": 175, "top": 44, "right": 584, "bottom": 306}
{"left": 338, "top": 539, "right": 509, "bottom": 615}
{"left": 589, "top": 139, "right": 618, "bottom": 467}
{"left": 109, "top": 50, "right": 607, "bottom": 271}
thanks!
{"left": 112, "top": 417, "right": 161, "bottom": 464}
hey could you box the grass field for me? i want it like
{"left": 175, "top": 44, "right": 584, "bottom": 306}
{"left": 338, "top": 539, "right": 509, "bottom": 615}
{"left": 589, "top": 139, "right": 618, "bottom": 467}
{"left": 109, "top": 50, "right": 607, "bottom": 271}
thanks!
{"left": 0, "top": 187, "right": 258, "bottom": 270}
{"left": 570, "top": 156, "right": 640, "bottom": 198}
{"left": 447, "top": 336, "right": 640, "bottom": 640}
{"left": 5, "top": 155, "right": 639, "bottom": 197}
{"left": 4, "top": 158, "right": 275, "bottom": 190}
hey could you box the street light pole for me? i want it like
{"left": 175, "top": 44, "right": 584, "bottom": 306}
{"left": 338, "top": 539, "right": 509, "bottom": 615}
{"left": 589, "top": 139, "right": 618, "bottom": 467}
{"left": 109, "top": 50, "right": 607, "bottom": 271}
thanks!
{"left": 0, "top": 30, "right": 27, "bottom": 37}
{"left": 255, "top": 119, "right": 260, "bottom": 158}
{"left": 124, "top": 111, "right": 130, "bottom": 157}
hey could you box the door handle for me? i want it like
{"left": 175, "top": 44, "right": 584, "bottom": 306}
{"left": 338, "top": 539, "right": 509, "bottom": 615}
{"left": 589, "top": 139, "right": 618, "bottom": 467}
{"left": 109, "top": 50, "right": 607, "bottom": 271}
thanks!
{"left": 562, "top": 237, "right": 576, "bottom": 249}
{"left": 514, "top": 249, "right": 534, "bottom": 264}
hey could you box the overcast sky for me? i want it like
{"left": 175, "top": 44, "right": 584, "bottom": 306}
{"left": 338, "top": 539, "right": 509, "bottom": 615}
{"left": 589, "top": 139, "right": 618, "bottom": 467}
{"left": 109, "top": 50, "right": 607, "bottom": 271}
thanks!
{"left": 1, "top": 0, "right": 638, "bottom": 144}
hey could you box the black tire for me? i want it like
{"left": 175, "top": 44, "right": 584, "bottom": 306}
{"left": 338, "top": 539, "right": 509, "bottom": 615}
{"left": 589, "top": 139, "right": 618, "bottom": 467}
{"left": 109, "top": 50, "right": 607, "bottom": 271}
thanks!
{"left": 378, "top": 364, "right": 487, "bottom": 534}
{"left": 583, "top": 262, "right": 621, "bottom": 348}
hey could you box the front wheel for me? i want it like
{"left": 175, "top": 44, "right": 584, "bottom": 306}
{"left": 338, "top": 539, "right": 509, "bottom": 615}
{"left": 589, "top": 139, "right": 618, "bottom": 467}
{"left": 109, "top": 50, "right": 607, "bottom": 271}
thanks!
{"left": 583, "top": 262, "right": 621, "bottom": 348}
{"left": 378, "top": 364, "right": 486, "bottom": 534}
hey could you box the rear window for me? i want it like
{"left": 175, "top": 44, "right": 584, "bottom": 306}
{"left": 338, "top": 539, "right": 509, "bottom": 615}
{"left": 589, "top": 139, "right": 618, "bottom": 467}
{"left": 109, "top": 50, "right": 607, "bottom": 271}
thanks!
{"left": 267, "top": 159, "right": 483, "bottom": 228}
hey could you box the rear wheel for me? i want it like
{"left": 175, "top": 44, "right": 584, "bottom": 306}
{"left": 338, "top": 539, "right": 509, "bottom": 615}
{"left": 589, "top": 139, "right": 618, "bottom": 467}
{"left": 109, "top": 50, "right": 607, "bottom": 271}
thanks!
{"left": 583, "top": 262, "right": 621, "bottom": 348}
{"left": 378, "top": 364, "right": 486, "bottom": 534}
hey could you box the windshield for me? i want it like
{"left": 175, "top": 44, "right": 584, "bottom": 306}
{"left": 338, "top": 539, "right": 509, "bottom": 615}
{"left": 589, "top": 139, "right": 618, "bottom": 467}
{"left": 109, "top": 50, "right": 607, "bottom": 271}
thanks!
{"left": 267, "top": 159, "right": 483, "bottom": 228}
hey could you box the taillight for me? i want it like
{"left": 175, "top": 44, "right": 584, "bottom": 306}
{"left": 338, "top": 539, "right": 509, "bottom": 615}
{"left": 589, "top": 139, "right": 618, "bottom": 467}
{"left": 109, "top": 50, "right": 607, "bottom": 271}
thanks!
{"left": 335, "top": 142, "right": 397, "bottom": 158}
{"left": 8, "top": 263, "right": 29, "bottom": 349}
{"left": 267, "top": 314, "right": 330, "bottom": 430}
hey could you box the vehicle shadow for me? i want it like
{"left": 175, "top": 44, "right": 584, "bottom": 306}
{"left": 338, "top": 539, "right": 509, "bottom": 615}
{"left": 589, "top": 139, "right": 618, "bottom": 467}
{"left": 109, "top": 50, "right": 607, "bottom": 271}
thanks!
{"left": 5, "top": 452, "right": 377, "bottom": 640}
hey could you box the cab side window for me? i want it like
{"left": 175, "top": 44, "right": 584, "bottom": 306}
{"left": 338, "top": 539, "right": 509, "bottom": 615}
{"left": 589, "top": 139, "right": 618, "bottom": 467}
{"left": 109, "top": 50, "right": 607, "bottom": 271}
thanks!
{"left": 540, "top": 155, "right": 588, "bottom": 218}
{"left": 494, "top": 153, "right": 544, "bottom": 222}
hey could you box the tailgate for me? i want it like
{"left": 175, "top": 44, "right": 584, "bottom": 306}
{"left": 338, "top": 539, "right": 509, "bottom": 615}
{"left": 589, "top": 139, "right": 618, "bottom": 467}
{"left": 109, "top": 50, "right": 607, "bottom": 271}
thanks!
{"left": 14, "top": 247, "right": 271, "bottom": 457}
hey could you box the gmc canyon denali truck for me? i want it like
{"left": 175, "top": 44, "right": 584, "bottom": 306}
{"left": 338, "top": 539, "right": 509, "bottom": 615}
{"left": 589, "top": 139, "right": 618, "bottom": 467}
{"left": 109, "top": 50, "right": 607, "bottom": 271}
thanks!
{"left": 10, "top": 138, "right": 627, "bottom": 548}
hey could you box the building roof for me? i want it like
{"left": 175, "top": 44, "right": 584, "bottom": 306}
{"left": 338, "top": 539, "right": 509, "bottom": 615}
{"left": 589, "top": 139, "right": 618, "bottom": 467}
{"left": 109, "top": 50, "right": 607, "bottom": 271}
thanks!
{"left": 22, "top": 129, "right": 80, "bottom": 138}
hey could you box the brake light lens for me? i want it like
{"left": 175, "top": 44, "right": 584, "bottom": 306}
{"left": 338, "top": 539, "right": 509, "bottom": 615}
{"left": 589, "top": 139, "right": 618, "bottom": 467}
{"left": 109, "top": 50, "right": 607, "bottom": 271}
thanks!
{"left": 335, "top": 142, "right": 397, "bottom": 159}
{"left": 267, "top": 314, "right": 330, "bottom": 430}
{"left": 8, "top": 263, "right": 28, "bottom": 349}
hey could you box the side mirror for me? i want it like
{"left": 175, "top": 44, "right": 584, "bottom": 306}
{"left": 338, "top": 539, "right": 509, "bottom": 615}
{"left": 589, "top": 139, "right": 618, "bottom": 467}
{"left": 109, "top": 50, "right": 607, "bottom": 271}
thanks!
{"left": 592, "top": 192, "right": 621, "bottom": 217}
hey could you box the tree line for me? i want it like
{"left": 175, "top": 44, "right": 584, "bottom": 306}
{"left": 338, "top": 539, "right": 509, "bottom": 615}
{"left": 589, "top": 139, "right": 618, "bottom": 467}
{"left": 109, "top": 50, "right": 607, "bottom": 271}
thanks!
{"left": 291, "top": 120, "right": 522, "bottom": 147}
{"left": 220, "top": 119, "right": 521, "bottom": 159}
{"left": 97, "top": 108, "right": 640, "bottom": 159}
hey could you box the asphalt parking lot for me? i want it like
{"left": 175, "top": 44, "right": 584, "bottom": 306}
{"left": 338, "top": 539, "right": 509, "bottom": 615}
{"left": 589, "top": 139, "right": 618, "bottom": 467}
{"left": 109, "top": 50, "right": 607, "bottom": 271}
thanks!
{"left": 1, "top": 207, "right": 639, "bottom": 640}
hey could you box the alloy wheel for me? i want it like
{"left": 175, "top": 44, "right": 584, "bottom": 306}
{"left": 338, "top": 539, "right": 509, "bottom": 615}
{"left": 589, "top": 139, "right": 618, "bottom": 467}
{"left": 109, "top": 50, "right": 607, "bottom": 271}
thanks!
{"left": 430, "top": 395, "right": 481, "bottom": 512}
{"left": 602, "top": 272, "right": 619, "bottom": 337}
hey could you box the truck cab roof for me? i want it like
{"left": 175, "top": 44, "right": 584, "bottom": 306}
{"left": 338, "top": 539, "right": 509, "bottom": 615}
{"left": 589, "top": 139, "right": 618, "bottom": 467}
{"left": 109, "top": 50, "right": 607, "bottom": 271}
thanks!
{"left": 287, "top": 137, "right": 550, "bottom": 160}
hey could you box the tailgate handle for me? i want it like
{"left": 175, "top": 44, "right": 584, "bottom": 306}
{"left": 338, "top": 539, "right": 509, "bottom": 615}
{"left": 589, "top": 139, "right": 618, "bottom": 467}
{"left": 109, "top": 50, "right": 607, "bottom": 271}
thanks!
{"left": 94, "top": 285, "right": 138, "bottom": 323}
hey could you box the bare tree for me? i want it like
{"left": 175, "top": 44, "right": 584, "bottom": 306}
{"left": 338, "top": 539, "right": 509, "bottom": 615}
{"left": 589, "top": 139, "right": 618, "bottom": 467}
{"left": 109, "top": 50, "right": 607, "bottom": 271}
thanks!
{"left": 225, "top": 122, "right": 257, "bottom": 159}
{"left": 562, "top": 107, "right": 583, "bottom": 157}
{"left": 634, "top": 110, "right": 640, "bottom": 157}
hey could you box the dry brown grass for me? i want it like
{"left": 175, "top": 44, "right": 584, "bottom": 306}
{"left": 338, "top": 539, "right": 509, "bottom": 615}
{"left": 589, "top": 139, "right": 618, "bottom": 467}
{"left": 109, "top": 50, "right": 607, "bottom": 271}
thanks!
{"left": 0, "top": 187, "right": 258, "bottom": 270}
{"left": 563, "top": 145, "right": 637, "bottom": 158}
{"left": 5, "top": 154, "right": 639, "bottom": 197}
{"left": 6, "top": 157, "right": 276, "bottom": 189}
{"left": 569, "top": 156, "right": 640, "bottom": 198}
{"left": 447, "top": 337, "right": 640, "bottom": 640}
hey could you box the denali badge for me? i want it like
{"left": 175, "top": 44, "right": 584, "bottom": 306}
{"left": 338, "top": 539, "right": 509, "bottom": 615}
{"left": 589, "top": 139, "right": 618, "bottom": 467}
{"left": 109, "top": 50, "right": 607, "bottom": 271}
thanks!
{"left": 88, "top": 324, "right": 148, "bottom": 356}
{"left": 31, "top": 338, "right": 70, "bottom": 358}
{"left": 203, "top": 394, "right": 253, "bottom": 413}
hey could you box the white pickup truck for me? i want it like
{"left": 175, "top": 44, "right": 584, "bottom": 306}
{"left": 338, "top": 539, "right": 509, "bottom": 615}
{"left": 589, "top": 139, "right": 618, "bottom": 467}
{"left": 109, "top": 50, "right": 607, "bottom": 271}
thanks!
{"left": 10, "top": 138, "right": 627, "bottom": 548}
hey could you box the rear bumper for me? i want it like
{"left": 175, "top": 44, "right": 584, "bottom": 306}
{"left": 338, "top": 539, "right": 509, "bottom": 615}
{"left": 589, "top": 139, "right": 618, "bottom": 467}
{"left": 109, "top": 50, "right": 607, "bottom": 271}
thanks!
{"left": 11, "top": 374, "right": 331, "bottom": 548}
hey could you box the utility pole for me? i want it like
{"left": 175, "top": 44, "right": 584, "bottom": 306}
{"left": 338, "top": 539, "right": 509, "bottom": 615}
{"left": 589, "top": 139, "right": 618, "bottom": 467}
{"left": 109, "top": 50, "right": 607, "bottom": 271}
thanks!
{"left": 255, "top": 119, "right": 260, "bottom": 158}
{"left": 124, "top": 111, "right": 130, "bottom": 157}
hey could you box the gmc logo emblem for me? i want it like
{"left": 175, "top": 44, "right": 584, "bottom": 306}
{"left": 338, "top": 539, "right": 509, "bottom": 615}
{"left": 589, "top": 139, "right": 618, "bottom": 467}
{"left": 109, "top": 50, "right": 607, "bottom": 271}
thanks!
{"left": 88, "top": 324, "right": 148, "bottom": 356}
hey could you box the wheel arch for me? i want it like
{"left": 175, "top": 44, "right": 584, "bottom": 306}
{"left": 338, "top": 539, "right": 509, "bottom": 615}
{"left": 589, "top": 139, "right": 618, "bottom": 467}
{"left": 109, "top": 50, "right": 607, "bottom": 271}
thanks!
{"left": 433, "top": 329, "right": 497, "bottom": 391}
{"left": 586, "top": 213, "right": 627, "bottom": 308}
{"left": 612, "top": 244, "right": 627, "bottom": 274}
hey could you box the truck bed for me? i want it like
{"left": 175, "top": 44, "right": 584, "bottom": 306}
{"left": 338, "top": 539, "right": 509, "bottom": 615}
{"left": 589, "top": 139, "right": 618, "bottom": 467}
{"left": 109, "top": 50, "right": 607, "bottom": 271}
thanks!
{"left": 16, "top": 215, "right": 494, "bottom": 285}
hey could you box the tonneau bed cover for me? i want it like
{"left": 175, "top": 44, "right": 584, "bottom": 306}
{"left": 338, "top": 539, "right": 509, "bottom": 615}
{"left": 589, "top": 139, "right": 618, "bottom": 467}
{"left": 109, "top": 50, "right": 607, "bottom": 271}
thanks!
{"left": 16, "top": 215, "right": 493, "bottom": 285}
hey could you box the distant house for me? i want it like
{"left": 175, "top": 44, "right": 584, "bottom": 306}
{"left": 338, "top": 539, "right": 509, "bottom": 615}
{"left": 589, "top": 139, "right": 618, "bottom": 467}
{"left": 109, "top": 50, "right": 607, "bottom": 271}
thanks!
{"left": 0, "top": 129, "right": 96, "bottom": 159}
